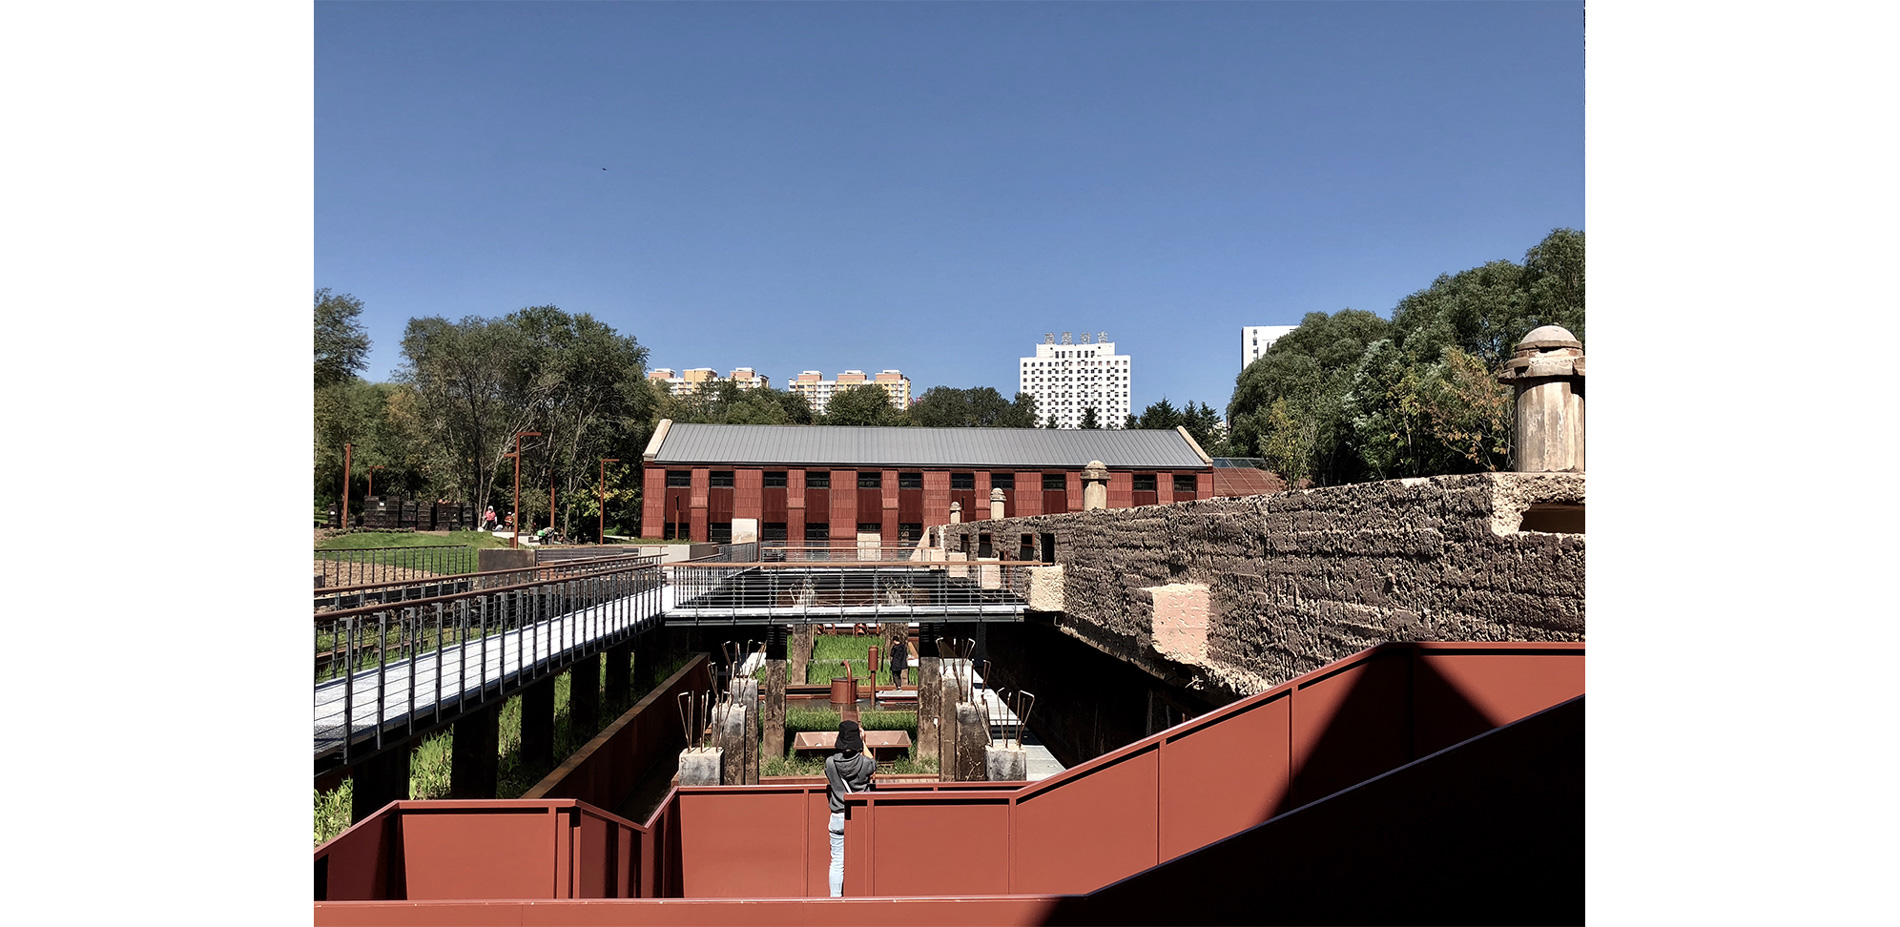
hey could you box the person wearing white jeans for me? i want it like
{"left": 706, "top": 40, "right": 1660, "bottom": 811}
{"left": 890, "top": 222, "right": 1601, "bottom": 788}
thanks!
{"left": 823, "top": 720, "right": 877, "bottom": 898}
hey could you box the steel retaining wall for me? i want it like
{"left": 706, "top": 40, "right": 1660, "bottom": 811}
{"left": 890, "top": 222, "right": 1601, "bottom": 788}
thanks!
{"left": 316, "top": 641, "right": 1582, "bottom": 911}
{"left": 520, "top": 655, "right": 713, "bottom": 808}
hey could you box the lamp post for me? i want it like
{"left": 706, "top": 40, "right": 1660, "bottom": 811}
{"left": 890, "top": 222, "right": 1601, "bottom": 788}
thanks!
{"left": 598, "top": 458, "right": 621, "bottom": 545}
{"left": 506, "top": 432, "right": 542, "bottom": 549}
{"left": 341, "top": 442, "right": 352, "bottom": 530}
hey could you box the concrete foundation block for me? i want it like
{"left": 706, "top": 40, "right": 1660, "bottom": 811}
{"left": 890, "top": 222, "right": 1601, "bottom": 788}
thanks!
{"left": 985, "top": 745, "right": 1028, "bottom": 782}
{"left": 1141, "top": 582, "right": 1210, "bottom": 666}
{"left": 678, "top": 747, "right": 723, "bottom": 786}
{"left": 1026, "top": 565, "right": 1065, "bottom": 612}
{"left": 952, "top": 702, "right": 988, "bottom": 782}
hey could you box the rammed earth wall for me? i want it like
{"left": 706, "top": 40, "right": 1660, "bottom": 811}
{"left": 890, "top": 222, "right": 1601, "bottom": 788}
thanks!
{"left": 941, "top": 471, "right": 1584, "bottom": 700}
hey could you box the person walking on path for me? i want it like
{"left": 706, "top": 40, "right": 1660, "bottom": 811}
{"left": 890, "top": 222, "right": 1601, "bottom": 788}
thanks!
{"left": 889, "top": 636, "right": 910, "bottom": 688}
{"left": 824, "top": 720, "right": 877, "bottom": 897}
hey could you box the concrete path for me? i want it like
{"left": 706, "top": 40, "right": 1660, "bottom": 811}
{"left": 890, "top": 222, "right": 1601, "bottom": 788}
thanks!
{"left": 314, "top": 586, "right": 670, "bottom": 756}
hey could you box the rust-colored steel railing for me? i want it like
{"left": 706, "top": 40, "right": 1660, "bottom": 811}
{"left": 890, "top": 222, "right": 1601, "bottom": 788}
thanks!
{"left": 662, "top": 558, "right": 1034, "bottom": 625}
{"left": 312, "top": 545, "right": 477, "bottom": 589}
{"left": 313, "top": 556, "right": 665, "bottom": 769}
{"left": 315, "top": 641, "right": 1583, "bottom": 912}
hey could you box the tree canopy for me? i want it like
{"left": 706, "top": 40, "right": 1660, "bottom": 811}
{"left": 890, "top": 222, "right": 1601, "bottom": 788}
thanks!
{"left": 1226, "top": 228, "right": 1583, "bottom": 486}
{"left": 314, "top": 289, "right": 370, "bottom": 389}
{"left": 823, "top": 384, "right": 905, "bottom": 426}
{"left": 909, "top": 386, "right": 1039, "bottom": 428}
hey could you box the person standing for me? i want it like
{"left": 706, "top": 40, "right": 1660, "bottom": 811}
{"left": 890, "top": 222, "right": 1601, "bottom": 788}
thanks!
{"left": 889, "top": 635, "right": 910, "bottom": 688}
{"left": 823, "top": 720, "right": 877, "bottom": 897}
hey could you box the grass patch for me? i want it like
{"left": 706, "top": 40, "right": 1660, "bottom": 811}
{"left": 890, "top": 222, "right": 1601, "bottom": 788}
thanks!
{"left": 770, "top": 705, "right": 928, "bottom": 776}
{"left": 805, "top": 634, "right": 911, "bottom": 686}
{"left": 316, "top": 530, "right": 510, "bottom": 551}
{"left": 315, "top": 649, "right": 682, "bottom": 845}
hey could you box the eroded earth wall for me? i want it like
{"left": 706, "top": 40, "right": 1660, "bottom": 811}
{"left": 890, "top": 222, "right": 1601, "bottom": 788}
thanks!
{"left": 941, "top": 471, "right": 1584, "bottom": 700}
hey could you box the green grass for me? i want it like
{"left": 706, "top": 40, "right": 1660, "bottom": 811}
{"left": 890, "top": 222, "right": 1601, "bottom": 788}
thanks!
{"left": 317, "top": 530, "right": 511, "bottom": 551}
{"left": 806, "top": 634, "right": 912, "bottom": 686}
{"left": 315, "top": 649, "right": 685, "bottom": 846}
{"left": 768, "top": 705, "right": 929, "bottom": 777}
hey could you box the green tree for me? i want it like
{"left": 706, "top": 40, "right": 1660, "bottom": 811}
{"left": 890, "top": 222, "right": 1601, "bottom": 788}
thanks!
{"left": 1227, "top": 308, "right": 1389, "bottom": 485}
{"left": 907, "top": 386, "right": 1039, "bottom": 428}
{"left": 1079, "top": 407, "right": 1101, "bottom": 429}
{"left": 1136, "top": 398, "right": 1182, "bottom": 431}
{"left": 315, "top": 288, "right": 370, "bottom": 389}
{"left": 824, "top": 384, "right": 904, "bottom": 426}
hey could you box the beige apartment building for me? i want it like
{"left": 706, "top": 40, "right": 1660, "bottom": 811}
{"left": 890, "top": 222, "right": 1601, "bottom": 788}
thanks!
{"left": 646, "top": 367, "right": 770, "bottom": 395}
{"left": 788, "top": 369, "right": 911, "bottom": 416}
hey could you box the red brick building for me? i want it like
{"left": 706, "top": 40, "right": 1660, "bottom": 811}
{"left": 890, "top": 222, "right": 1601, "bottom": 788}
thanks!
{"left": 640, "top": 421, "right": 1219, "bottom": 544}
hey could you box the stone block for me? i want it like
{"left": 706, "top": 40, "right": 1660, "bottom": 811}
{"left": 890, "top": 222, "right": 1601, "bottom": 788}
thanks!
{"left": 985, "top": 745, "right": 1028, "bottom": 782}
{"left": 1142, "top": 582, "right": 1210, "bottom": 666}
{"left": 678, "top": 747, "right": 722, "bottom": 786}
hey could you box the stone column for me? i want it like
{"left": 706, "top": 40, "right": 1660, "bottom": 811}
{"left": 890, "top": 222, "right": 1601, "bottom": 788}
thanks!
{"left": 917, "top": 655, "right": 942, "bottom": 767}
{"left": 730, "top": 676, "right": 760, "bottom": 785}
{"left": 1497, "top": 325, "right": 1585, "bottom": 473}
{"left": 950, "top": 501, "right": 962, "bottom": 524}
{"left": 449, "top": 701, "right": 500, "bottom": 799}
{"left": 1081, "top": 460, "right": 1109, "bottom": 511}
{"left": 677, "top": 747, "right": 723, "bottom": 786}
{"left": 952, "top": 701, "right": 987, "bottom": 781}
{"left": 790, "top": 624, "right": 815, "bottom": 684}
{"left": 714, "top": 702, "right": 748, "bottom": 786}
{"left": 763, "top": 626, "right": 787, "bottom": 766}
{"left": 989, "top": 487, "right": 1006, "bottom": 521}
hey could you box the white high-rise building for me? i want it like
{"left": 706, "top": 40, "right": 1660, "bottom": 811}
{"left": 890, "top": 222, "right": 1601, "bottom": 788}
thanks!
{"left": 1242, "top": 325, "right": 1298, "bottom": 370}
{"left": 1019, "top": 331, "right": 1131, "bottom": 429}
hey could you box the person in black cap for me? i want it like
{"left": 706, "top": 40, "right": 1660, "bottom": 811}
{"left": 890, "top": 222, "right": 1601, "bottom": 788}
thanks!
{"left": 824, "top": 719, "right": 877, "bottom": 897}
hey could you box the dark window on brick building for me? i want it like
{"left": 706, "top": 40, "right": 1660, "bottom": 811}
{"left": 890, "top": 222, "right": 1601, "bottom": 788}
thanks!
{"left": 977, "top": 532, "right": 993, "bottom": 558}
{"left": 991, "top": 473, "right": 1014, "bottom": 490}
{"left": 1043, "top": 473, "right": 1066, "bottom": 491}
{"left": 951, "top": 472, "right": 975, "bottom": 490}
{"left": 763, "top": 523, "right": 787, "bottom": 542}
{"left": 709, "top": 471, "right": 734, "bottom": 488}
{"left": 899, "top": 472, "right": 923, "bottom": 490}
{"left": 1019, "top": 534, "right": 1036, "bottom": 560}
{"left": 666, "top": 470, "right": 691, "bottom": 487}
{"left": 709, "top": 522, "right": 732, "bottom": 542}
{"left": 805, "top": 523, "right": 830, "bottom": 542}
{"left": 899, "top": 523, "right": 923, "bottom": 544}
{"left": 764, "top": 471, "right": 787, "bottom": 488}
{"left": 1174, "top": 474, "right": 1196, "bottom": 494}
{"left": 806, "top": 471, "right": 830, "bottom": 489}
{"left": 858, "top": 522, "right": 881, "bottom": 535}
{"left": 1133, "top": 473, "right": 1157, "bottom": 492}
{"left": 858, "top": 472, "right": 881, "bottom": 489}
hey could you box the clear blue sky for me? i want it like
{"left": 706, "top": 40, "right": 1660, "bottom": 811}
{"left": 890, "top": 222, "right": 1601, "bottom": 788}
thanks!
{"left": 318, "top": 1, "right": 1582, "bottom": 415}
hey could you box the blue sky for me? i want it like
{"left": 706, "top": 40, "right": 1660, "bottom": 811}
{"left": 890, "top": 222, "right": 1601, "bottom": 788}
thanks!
{"left": 318, "top": 1, "right": 1582, "bottom": 415}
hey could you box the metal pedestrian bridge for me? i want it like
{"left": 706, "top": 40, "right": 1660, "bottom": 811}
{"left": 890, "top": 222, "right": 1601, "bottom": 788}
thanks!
{"left": 313, "top": 545, "right": 1032, "bottom": 767}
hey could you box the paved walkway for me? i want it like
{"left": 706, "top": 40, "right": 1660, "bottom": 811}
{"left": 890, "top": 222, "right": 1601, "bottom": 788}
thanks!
{"left": 314, "top": 585, "right": 672, "bottom": 757}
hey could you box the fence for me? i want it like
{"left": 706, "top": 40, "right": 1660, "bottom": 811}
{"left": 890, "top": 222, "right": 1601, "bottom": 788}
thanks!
{"left": 314, "top": 641, "right": 1583, "bottom": 914}
{"left": 313, "top": 545, "right": 478, "bottom": 588}
{"left": 313, "top": 555, "right": 665, "bottom": 769}
{"left": 313, "top": 552, "right": 660, "bottom": 614}
{"left": 663, "top": 558, "right": 1034, "bottom": 624}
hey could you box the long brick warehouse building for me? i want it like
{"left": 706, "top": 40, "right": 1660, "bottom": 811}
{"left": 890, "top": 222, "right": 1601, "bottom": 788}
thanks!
{"left": 640, "top": 421, "right": 1278, "bottom": 544}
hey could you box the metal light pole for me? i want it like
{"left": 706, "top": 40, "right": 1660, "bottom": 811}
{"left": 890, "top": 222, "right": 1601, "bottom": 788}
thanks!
{"left": 599, "top": 458, "right": 620, "bottom": 545}
{"left": 366, "top": 465, "right": 384, "bottom": 502}
{"left": 341, "top": 443, "right": 353, "bottom": 530}
{"left": 507, "top": 432, "right": 542, "bottom": 549}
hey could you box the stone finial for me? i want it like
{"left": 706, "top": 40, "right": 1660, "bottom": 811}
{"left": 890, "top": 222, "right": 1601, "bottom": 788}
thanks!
{"left": 949, "top": 500, "right": 962, "bottom": 524}
{"left": 1497, "top": 325, "right": 1585, "bottom": 473}
{"left": 1081, "top": 460, "right": 1109, "bottom": 511}
{"left": 989, "top": 486, "right": 1006, "bottom": 520}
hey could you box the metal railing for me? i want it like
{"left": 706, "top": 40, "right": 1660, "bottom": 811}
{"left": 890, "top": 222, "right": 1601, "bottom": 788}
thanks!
{"left": 313, "top": 555, "right": 665, "bottom": 767}
{"left": 759, "top": 544, "right": 924, "bottom": 563}
{"left": 662, "top": 558, "right": 1035, "bottom": 623}
{"left": 313, "top": 545, "right": 477, "bottom": 588}
{"left": 314, "top": 553, "right": 660, "bottom": 613}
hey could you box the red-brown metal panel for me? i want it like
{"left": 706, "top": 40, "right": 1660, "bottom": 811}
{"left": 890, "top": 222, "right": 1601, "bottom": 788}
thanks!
{"left": 1066, "top": 471, "right": 1083, "bottom": 511}
{"left": 1108, "top": 471, "right": 1133, "bottom": 508}
{"left": 576, "top": 810, "right": 610, "bottom": 898}
{"left": 641, "top": 467, "right": 665, "bottom": 538}
{"left": 707, "top": 486, "right": 734, "bottom": 524}
{"left": 1287, "top": 650, "right": 1412, "bottom": 809}
{"left": 400, "top": 806, "right": 559, "bottom": 900}
{"left": 733, "top": 468, "right": 763, "bottom": 522}
{"left": 1413, "top": 645, "right": 1585, "bottom": 756}
{"left": 868, "top": 797, "right": 1013, "bottom": 897}
{"left": 315, "top": 807, "right": 396, "bottom": 901}
{"left": 805, "top": 788, "right": 831, "bottom": 896}
{"left": 677, "top": 789, "right": 809, "bottom": 898}
{"left": 1157, "top": 691, "right": 1293, "bottom": 862}
{"left": 1012, "top": 748, "right": 1160, "bottom": 894}
{"left": 317, "top": 896, "right": 1068, "bottom": 926}
{"left": 1014, "top": 472, "right": 1041, "bottom": 517}
{"left": 923, "top": 470, "right": 951, "bottom": 526}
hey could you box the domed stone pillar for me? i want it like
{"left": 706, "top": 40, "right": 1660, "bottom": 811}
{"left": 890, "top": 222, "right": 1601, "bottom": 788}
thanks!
{"left": 1497, "top": 325, "right": 1585, "bottom": 472}
{"left": 1081, "top": 460, "right": 1110, "bottom": 511}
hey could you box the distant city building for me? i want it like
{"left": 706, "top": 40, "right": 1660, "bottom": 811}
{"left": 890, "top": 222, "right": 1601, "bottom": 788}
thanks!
{"left": 647, "top": 366, "right": 771, "bottom": 395}
{"left": 789, "top": 369, "right": 912, "bottom": 416}
{"left": 1019, "top": 331, "right": 1131, "bottom": 429}
{"left": 1242, "top": 325, "right": 1298, "bottom": 370}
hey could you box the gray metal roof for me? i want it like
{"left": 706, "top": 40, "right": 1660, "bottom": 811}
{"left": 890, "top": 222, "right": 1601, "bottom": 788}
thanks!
{"left": 650, "top": 423, "right": 1210, "bottom": 469}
